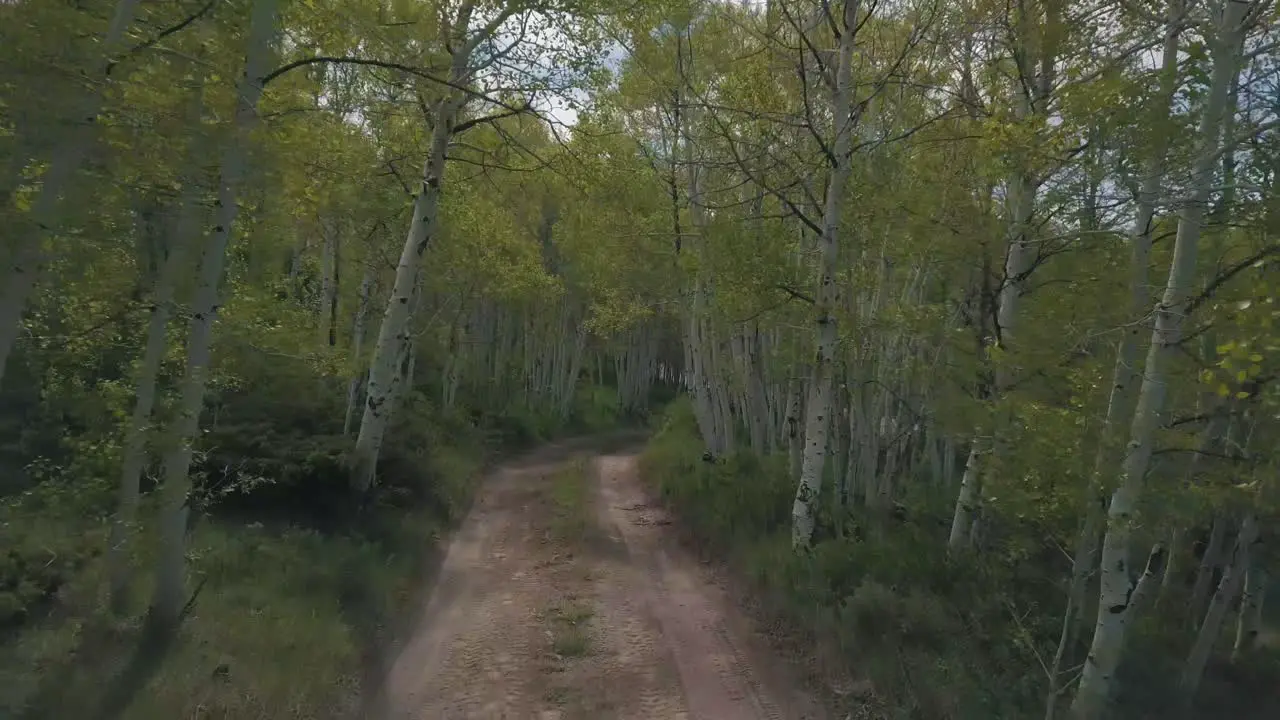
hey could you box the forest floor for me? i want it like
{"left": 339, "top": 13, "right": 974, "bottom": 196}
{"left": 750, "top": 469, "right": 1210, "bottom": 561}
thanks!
{"left": 371, "top": 446, "right": 830, "bottom": 720}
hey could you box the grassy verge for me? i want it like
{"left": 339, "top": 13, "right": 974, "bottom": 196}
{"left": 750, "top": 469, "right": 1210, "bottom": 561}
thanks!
{"left": 640, "top": 399, "right": 1280, "bottom": 719}
{"left": 0, "top": 444, "right": 479, "bottom": 720}
{"left": 544, "top": 455, "right": 595, "bottom": 660}
{"left": 639, "top": 399, "right": 1036, "bottom": 719}
{"left": 540, "top": 455, "right": 597, "bottom": 713}
{"left": 0, "top": 370, "right": 649, "bottom": 719}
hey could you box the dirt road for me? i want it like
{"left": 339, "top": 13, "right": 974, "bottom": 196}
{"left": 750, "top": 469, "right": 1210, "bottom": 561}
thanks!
{"left": 378, "top": 448, "right": 827, "bottom": 720}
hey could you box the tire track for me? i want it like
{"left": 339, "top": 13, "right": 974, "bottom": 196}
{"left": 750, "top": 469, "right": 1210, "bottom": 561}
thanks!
{"left": 597, "top": 453, "right": 825, "bottom": 720}
{"left": 381, "top": 464, "right": 559, "bottom": 720}
{"left": 574, "top": 483, "right": 691, "bottom": 720}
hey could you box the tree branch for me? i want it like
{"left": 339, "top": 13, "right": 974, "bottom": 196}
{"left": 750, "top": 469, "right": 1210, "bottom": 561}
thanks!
{"left": 1186, "top": 244, "right": 1280, "bottom": 314}
{"left": 777, "top": 284, "right": 815, "bottom": 304}
{"left": 108, "top": 0, "right": 221, "bottom": 75}
{"left": 260, "top": 55, "right": 525, "bottom": 116}
{"left": 451, "top": 100, "right": 534, "bottom": 134}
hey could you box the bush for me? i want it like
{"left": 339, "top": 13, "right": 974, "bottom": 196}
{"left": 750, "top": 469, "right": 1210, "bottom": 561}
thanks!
{"left": 638, "top": 399, "right": 1047, "bottom": 719}
{"left": 0, "top": 347, "right": 600, "bottom": 717}
{"left": 0, "top": 308, "right": 651, "bottom": 718}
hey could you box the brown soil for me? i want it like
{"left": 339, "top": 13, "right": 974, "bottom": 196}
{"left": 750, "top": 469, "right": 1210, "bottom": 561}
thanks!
{"left": 378, "top": 449, "right": 829, "bottom": 720}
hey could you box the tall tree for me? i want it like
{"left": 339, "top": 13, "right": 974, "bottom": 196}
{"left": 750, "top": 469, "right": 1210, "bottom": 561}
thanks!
{"left": 1070, "top": 1, "right": 1256, "bottom": 715}
{"left": 150, "top": 0, "right": 281, "bottom": 627}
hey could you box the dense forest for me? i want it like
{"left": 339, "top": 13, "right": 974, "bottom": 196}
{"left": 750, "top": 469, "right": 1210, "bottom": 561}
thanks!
{"left": 1, "top": 0, "right": 1278, "bottom": 718}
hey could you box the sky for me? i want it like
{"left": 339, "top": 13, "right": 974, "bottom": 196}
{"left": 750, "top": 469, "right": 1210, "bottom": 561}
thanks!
{"left": 480, "top": 11, "right": 632, "bottom": 132}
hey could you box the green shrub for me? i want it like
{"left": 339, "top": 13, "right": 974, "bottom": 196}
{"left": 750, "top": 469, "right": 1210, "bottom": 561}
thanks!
{"left": 570, "top": 384, "right": 622, "bottom": 432}
{"left": 0, "top": 311, "right": 642, "bottom": 718}
{"left": 0, "top": 479, "right": 107, "bottom": 630}
{"left": 639, "top": 400, "right": 1047, "bottom": 719}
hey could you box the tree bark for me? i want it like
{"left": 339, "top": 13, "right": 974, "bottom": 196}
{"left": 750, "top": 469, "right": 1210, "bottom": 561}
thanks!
{"left": 106, "top": 76, "right": 208, "bottom": 616}
{"left": 1180, "top": 514, "right": 1259, "bottom": 700}
{"left": 150, "top": 0, "right": 279, "bottom": 627}
{"left": 1190, "top": 511, "right": 1231, "bottom": 622}
{"left": 349, "top": 14, "right": 477, "bottom": 491}
{"left": 343, "top": 267, "right": 375, "bottom": 436}
{"left": 320, "top": 219, "right": 339, "bottom": 347}
{"left": 1231, "top": 564, "right": 1267, "bottom": 663}
{"left": 791, "top": 0, "right": 860, "bottom": 550}
{"left": 1045, "top": 9, "right": 1183, "bottom": 711}
{"left": 1070, "top": 3, "right": 1251, "bottom": 715}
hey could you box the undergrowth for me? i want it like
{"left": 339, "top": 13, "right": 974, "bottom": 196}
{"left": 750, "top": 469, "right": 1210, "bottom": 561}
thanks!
{"left": 639, "top": 398, "right": 1280, "bottom": 719}
{"left": 0, "top": 345, "right": 636, "bottom": 719}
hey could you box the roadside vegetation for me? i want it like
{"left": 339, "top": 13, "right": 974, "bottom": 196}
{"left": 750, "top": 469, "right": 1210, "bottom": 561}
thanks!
{"left": 643, "top": 399, "right": 1280, "bottom": 719}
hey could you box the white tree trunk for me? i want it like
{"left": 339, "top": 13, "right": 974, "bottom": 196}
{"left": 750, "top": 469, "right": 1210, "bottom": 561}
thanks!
{"left": 948, "top": 440, "right": 984, "bottom": 549}
{"left": 785, "top": 373, "right": 805, "bottom": 478}
{"left": 150, "top": 0, "right": 278, "bottom": 627}
{"left": 1070, "top": 3, "right": 1251, "bottom": 714}
{"left": 948, "top": 81, "right": 1040, "bottom": 550}
{"left": 320, "top": 220, "right": 338, "bottom": 346}
{"left": 1232, "top": 564, "right": 1267, "bottom": 663}
{"left": 1190, "top": 511, "right": 1231, "bottom": 621}
{"left": 350, "top": 49, "right": 470, "bottom": 491}
{"left": 0, "top": 0, "right": 141, "bottom": 385}
{"left": 1180, "top": 514, "right": 1258, "bottom": 699}
{"left": 1045, "top": 11, "right": 1182, "bottom": 713}
{"left": 343, "top": 267, "right": 375, "bottom": 436}
{"left": 791, "top": 0, "right": 859, "bottom": 551}
{"left": 106, "top": 79, "right": 207, "bottom": 615}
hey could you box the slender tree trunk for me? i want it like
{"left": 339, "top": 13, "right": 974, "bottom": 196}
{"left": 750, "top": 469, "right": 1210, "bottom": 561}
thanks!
{"left": 350, "top": 50, "right": 470, "bottom": 491}
{"left": 1070, "top": 4, "right": 1251, "bottom": 714}
{"left": 786, "top": 373, "right": 805, "bottom": 479}
{"left": 1158, "top": 525, "right": 1184, "bottom": 608}
{"left": 1180, "top": 514, "right": 1259, "bottom": 700}
{"left": 386, "top": 273, "right": 424, "bottom": 420}
{"left": 343, "top": 267, "right": 375, "bottom": 436}
{"left": 150, "top": 0, "right": 278, "bottom": 627}
{"left": 1190, "top": 511, "right": 1231, "bottom": 622}
{"left": 949, "top": 439, "right": 984, "bottom": 549}
{"left": 1045, "top": 11, "right": 1183, "bottom": 713}
{"left": 948, "top": 33, "right": 1045, "bottom": 552}
{"left": 791, "top": 0, "right": 860, "bottom": 551}
{"left": 106, "top": 79, "right": 207, "bottom": 616}
{"left": 320, "top": 220, "right": 339, "bottom": 347}
{"left": 674, "top": 28, "right": 725, "bottom": 457}
{"left": 0, "top": 0, "right": 142, "bottom": 386}
{"left": 1127, "top": 542, "right": 1169, "bottom": 619}
{"left": 1231, "top": 564, "right": 1267, "bottom": 663}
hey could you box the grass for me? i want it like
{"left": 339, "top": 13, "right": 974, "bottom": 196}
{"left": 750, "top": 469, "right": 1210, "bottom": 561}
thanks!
{"left": 0, "top": 516, "right": 439, "bottom": 720}
{"left": 0, "top": 446, "right": 479, "bottom": 720}
{"left": 549, "top": 455, "right": 592, "bottom": 545}
{"left": 545, "top": 597, "right": 594, "bottom": 659}
{"left": 639, "top": 398, "right": 1280, "bottom": 720}
{"left": 542, "top": 457, "right": 596, "bottom": 679}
